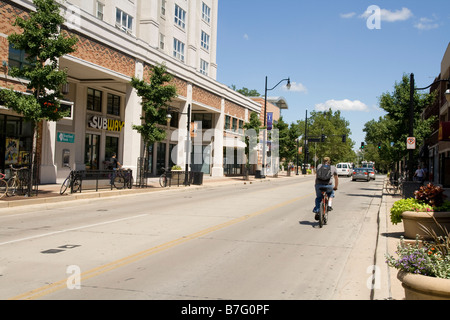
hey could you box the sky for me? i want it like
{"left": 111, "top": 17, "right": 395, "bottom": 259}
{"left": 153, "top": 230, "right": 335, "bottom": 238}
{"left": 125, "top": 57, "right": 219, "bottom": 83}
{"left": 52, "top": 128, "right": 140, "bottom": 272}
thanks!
{"left": 215, "top": 0, "right": 450, "bottom": 151}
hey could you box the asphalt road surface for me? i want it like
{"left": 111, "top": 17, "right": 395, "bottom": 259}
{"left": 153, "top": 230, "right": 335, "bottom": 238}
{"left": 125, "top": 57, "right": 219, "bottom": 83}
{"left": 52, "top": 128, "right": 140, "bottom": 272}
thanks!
{"left": 0, "top": 174, "right": 383, "bottom": 301}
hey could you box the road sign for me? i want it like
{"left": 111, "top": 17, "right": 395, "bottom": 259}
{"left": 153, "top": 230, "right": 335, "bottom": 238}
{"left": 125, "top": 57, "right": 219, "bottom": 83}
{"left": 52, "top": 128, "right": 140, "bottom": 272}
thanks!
{"left": 407, "top": 137, "right": 416, "bottom": 150}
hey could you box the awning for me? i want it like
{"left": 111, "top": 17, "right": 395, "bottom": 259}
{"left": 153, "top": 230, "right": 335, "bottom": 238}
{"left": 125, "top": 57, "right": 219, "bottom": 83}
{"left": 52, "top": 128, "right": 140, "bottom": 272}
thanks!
{"left": 223, "top": 137, "right": 246, "bottom": 149}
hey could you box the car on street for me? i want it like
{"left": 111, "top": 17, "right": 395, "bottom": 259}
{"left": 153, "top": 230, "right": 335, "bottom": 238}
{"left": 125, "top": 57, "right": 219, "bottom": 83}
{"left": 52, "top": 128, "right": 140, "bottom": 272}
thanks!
{"left": 352, "top": 168, "right": 370, "bottom": 182}
{"left": 368, "top": 168, "right": 376, "bottom": 180}
{"left": 336, "top": 162, "right": 353, "bottom": 177}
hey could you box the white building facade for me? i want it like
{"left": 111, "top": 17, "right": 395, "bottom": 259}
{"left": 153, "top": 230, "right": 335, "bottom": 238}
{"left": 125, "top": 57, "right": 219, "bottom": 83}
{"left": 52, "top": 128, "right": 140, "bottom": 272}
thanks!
{"left": 0, "top": 0, "right": 260, "bottom": 183}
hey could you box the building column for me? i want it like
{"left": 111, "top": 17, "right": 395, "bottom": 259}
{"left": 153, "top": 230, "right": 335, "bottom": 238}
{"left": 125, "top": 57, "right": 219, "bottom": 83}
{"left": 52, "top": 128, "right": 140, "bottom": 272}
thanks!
{"left": 177, "top": 84, "right": 192, "bottom": 170}
{"left": 39, "top": 120, "right": 57, "bottom": 184}
{"left": 122, "top": 60, "right": 144, "bottom": 177}
{"left": 211, "top": 98, "right": 224, "bottom": 177}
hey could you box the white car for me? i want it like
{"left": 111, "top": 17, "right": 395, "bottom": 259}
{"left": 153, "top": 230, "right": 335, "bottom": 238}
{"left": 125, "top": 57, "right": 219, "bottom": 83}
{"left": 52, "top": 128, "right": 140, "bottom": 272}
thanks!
{"left": 336, "top": 163, "right": 353, "bottom": 177}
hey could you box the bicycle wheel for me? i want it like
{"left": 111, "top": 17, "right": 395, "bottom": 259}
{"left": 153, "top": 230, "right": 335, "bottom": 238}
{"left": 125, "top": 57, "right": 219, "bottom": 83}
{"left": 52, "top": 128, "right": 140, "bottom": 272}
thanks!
{"left": 6, "top": 179, "right": 17, "bottom": 197}
{"left": 160, "top": 173, "right": 168, "bottom": 188}
{"left": 0, "top": 179, "right": 8, "bottom": 199}
{"left": 318, "top": 200, "right": 325, "bottom": 228}
{"left": 60, "top": 177, "right": 70, "bottom": 195}
{"left": 72, "top": 178, "right": 81, "bottom": 193}
{"left": 114, "top": 175, "right": 126, "bottom": 189}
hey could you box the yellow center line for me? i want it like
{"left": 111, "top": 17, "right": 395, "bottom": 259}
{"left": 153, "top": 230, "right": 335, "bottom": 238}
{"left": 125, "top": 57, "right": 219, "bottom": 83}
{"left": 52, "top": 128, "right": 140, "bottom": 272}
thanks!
{"left": 10, "top": 192, "right": 313, "bottom": 300}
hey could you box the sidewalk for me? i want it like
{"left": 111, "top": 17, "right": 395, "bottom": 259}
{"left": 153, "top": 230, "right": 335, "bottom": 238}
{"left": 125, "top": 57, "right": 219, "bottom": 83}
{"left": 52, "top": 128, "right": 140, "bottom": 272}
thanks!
{"left": 0, "top": 171, "right": 309, "bottom": 209}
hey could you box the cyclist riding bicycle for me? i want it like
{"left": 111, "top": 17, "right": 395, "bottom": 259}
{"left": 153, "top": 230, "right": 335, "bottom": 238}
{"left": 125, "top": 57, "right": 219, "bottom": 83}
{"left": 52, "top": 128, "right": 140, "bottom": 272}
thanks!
{"left": 313, "top": 157, "right": 339, "bottom": 220}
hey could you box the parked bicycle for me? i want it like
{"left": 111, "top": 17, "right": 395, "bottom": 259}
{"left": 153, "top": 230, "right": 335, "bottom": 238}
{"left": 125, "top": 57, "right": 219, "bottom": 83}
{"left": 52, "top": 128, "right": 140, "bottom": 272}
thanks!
{"left": 0, "top": 172, "right": 8, "bottom": 199}
{"left": 60, "top": 164, "right": 81, "bottom": 195}
{"left": 111, "top": 168, "right": 133, "bottom": 189}
{"left": 7, "top": 165, "right": 29, "bottom": 197}
{"left": 318, "top": 187, "right": 332, "bottom": 228}
{"left": 159, "top": 167, "right": 170, "bottom": 188}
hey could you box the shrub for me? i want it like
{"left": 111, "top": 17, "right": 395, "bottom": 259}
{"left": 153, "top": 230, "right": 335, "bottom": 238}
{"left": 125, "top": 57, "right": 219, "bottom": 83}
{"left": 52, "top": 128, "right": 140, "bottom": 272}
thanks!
{"left": 390, "top": 198, "right": 433, "bottom": 225}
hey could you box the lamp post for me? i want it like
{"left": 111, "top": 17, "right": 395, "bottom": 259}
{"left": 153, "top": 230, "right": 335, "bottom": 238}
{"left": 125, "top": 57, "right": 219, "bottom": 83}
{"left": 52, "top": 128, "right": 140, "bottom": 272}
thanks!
{"left": 408, "top": 74, "right": 450, "bottom": 181}
{"left": 262, "top": 76, "right": 291, "bottom": 178}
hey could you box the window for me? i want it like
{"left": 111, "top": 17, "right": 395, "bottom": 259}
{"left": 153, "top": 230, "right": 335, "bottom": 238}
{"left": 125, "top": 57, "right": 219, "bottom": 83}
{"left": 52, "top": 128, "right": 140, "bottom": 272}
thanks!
{"left": 159, "top": 33, "right": 165, "bottom": 50}
{"left": 116, "top": 8, "right": 133, "bottom": 33}
{"left": 8, "top": 44, "right": 34, "bottom": 72}
{"left": 202, "top": 2, "right": 211, "bottom": 23}
{"left": 173, "top": 38, "right": 185, "bottom": 62}
{"left": 232, "top": 118, "right": 237, "bottom": 132}
{"left": 200, "top": 59, "right": 208, "bottom": 76}
{"left": 96, "top": 1, "right": 104, "bottom": 20}
{"left": 174, "top": 4, "right": 186, "bottom": 29}
{"left": 105, "top": 136, "right": 119, "bottom": 162}
{"left": 192, "top": 113, "right": 212, "bottom": 129}
{"left": 201, "top": 31, "right": 210, "bottom": 51}
{"left": 161, "top": 0, "right": 166, "bottom": 16}
{"left": 87, "top": 88, "right": 102, "bottom": 112}
{"left": 225, "top": 115, "right": 231, "bottom": 130}
{"left": 85, "top": 133, "right": 100, "bottom": 170}
{"left": 107, "top": 93, "right": 120, "bottom": 116}
{"left": 239, "top": 120, "right": 244, "bottom": 134}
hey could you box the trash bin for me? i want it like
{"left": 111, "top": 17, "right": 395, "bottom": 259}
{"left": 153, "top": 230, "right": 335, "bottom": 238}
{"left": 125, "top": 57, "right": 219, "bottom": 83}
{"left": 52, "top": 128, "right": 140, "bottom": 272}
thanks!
{"left": 192, "top": 172, "right": 204, "bottom": 185}
{"left": 255, "top": 170, "right": 261, "bottom": 179}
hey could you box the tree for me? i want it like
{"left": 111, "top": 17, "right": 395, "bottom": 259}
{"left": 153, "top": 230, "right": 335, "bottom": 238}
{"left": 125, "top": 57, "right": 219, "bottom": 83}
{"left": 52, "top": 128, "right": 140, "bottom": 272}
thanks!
{"left": 365, "top": 74, "right": 436, "bottom": 170}
{"left": 0, "top": 0, "right": 78, "bottom": 195}
{"left": 230, "top": 85, "right": 261, "bottom": 97}
{"left": 130, "top": 64, "right": 177, "bottom": 159}
{"left": 306, "top": 109, "right": 355, "bottom": 165}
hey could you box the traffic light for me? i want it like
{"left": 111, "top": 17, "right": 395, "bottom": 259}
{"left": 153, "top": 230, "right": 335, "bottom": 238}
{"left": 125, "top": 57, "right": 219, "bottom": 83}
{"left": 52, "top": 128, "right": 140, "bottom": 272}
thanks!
{"left": 378, "top": 142, "right": 381, "bottom": 149}
{"left": 342, "top": 135, "right": 346, "bottom": 143}
{"left": 361, "top": 142, "right": 365, "bottom": 149}
{"left": 321, "top": 134, "right": 326, "bottom": 142}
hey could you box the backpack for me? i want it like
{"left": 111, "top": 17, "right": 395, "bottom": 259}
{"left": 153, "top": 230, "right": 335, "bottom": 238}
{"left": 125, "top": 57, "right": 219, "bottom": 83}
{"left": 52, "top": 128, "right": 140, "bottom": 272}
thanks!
{"left": 317, "top": 165, "right": 332, "bottom": 182}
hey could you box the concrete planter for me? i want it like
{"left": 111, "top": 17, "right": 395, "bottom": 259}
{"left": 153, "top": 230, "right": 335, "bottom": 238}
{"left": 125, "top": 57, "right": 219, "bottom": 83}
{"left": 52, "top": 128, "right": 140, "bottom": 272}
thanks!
{"left": 398, "top": 271, "right": 450, "bottom": 300}
{"left": 401, "top": 211, "right": 450, "bottom": 240}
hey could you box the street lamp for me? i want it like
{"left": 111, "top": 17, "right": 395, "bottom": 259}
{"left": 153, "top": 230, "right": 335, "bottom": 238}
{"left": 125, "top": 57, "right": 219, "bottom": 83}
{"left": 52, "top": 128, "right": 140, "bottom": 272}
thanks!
{"left": 408, "top": 74, "right": 450, "bottom": 181}
{"left": 262, "top": 76, "right": 291, "bottom": 178}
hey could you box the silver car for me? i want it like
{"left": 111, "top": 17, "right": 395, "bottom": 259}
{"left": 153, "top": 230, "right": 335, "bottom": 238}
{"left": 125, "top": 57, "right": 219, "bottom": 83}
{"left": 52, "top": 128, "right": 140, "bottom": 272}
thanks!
{"left": 352, "top": 168, "right": 370, "bottom": 182}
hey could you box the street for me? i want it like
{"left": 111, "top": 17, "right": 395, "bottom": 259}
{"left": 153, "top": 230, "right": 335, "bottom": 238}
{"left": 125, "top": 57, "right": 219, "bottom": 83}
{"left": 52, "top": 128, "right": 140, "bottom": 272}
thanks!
{"left": 0, "top": 175, "right": 384, "bottom": 300}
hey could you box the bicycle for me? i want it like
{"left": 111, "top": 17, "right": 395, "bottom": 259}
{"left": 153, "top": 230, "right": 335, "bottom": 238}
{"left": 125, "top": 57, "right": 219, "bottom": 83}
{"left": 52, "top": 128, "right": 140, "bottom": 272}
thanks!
{"left": 0, "top": 172, "right": 8, "bottom": 199}
{"left": 318, "top": 186, "right": 333, "bottom": 228}
{"left": 60, "top": 165, "right": 81, "bottom": 195}
{"left": 159, "top": 167, "right": 170, "bottom": 188}
{"left": 7, "top": 165, "right": 29, "bottom": 197}
{"left": 112, "top": 168, "right": 132, "bottom": 189}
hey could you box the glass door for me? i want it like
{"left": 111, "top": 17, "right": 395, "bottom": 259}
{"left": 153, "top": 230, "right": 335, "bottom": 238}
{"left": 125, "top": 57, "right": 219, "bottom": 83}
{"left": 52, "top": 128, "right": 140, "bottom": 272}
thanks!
{"left": 85, "top": 133, "right": 100, "bottom": 170}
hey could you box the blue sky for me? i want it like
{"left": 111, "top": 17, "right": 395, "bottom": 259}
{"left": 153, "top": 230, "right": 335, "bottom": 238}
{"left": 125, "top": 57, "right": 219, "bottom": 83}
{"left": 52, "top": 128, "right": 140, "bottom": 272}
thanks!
{"left": 216, "top": 0, "right": 450, "bottom": 151}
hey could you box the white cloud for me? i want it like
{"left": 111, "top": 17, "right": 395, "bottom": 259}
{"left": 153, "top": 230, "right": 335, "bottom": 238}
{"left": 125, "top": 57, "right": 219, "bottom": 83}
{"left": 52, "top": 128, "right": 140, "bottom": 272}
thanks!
{"left": 243, "top": 33, "right": 249, "bottom": 40}
{"left": 414, "top": 17, "right": 439, "bottom": 30}
{"left": 360, "top": 7, "right": 413, "bottom": 22}
{"left": 315, "top": 99, "right": 369, "bottom": 112}
{"left": 283, "top": 82, "right": 308, "bottom": 93}
{"left": 340, "top": 12, "right": 356, "bottom": 19}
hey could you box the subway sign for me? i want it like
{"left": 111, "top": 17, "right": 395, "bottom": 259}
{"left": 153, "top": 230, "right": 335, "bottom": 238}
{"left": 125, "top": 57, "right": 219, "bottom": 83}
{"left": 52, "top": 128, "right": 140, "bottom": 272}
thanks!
{"left": 88, "top": 115, "right": 125, "bottom": 132}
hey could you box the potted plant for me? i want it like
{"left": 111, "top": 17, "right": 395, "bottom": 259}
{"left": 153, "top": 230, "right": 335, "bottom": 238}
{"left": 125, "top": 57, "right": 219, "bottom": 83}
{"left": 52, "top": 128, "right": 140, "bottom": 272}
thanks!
{"left": 390, "top": 183, "right": 450, "bottom": 240}
{"left": 386, "top": 222, "right": 450, "bottom": 300}
{"left": 170, "top": 165, "right": 183, "bottom": 185}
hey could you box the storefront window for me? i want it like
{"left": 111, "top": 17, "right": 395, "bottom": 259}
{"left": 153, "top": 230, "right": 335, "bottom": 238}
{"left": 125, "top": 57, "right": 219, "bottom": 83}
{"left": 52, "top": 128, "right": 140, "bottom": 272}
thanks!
{"left": 85, "top": 133, "right": 100, "bottom": 170}
{"left": 87, "top": 88, "right": 102, "bottom": 112}
{"left": 105, "top": 136, "right": 119, "bottom": 162}
{"left": 0, "top": 115, "right": 33, "bottom": 173}
{"left": 156, "top": 142, "right": 166, "bottom": 174}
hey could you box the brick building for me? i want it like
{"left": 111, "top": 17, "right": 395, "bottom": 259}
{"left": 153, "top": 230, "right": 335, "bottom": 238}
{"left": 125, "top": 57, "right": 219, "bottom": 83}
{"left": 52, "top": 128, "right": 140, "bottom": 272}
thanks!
{"left": 422, "top": 43, "right": 450, "bottom": 187}
{"left": 0, "top": 0, "right": 261, "bottom": 183}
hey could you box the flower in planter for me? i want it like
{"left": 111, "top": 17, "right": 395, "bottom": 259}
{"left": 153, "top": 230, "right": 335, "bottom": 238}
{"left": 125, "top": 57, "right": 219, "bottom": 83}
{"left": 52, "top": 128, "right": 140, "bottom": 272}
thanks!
{"left": 414, "top": 183, "right": 447, "bottom": 208}
{"left": 386, "top": 237, "right": 450, "bottom": 279}
{"left": 390, "top": 198, "right": 433, "bottom": 225}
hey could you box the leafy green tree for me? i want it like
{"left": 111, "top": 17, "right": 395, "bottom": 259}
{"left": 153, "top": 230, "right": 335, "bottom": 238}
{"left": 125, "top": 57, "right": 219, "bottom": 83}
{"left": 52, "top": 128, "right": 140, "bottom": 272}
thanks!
{"left": 306, "top": 109, "right": 355, "bottom": 165}
{"left": 130, "top": 64, "right": 177, "bottom": 159}
{"left": 364, "top": 74, "right": 436, "bottom": 170}
{"left": 230, "top": 85, "right": 261, "bottom": 97}
{"left": 0, "top": 0, "right": 78, "bottom": 195}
